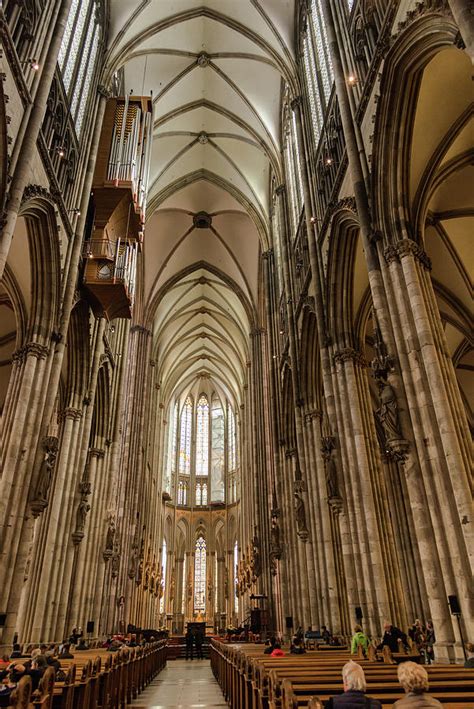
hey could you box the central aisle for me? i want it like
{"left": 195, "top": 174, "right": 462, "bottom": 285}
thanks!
{"left": 131, "top": 658, "right": 228, "bottom": 707}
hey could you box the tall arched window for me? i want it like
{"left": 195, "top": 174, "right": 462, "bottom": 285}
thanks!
{"left": 196, "top": 394, "right": 209, "bottom": 476}
{"left": 159, "top": 539, "right": 167, "bottom": 614}
{"left": 181, "top": 554, "right": 187, "bottom": 614}
{"left": 179, "top": 397, "right": 192, "bottom": 475}
{"left": 302, "top": 0, "right": 334, "bottom": 149}
{"left": 178, "top": 480, "right": 188, "bottom": 506}
{"left": 284, "top": 102, "right": 304, "bottom": 234}
{"left": 57, "top": 0, "right": 102, "bottom": 136}
{"left": 228, "top": 404, "right": 236, "bottom": 471}
{"left": 234, "top": 541, "right": 239, "bottom": 614}
{"left": 211, "top": 395, "right": 225, "bottom": 502}
{"left": 194, "top": 536, "right": 206, "bottom": 612}
{"left": 165, "top": 400, "right": 178, "bottom": 493}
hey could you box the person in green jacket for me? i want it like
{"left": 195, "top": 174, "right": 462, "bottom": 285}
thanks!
{"left": 351, "top": 625, "right": 369, "bottom": 655}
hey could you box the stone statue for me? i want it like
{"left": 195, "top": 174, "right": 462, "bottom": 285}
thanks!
{"left": 111, "top": 544, "right": 120, "bottom": 578}
{"left": 224, "top": 570, "right": 229, "bottom": 599}
{"left": 76, "top": 499, "right": 90, "bottom": 533}
{"left": 170, "top": 574, "right": 176, "bottom": 601}
{"left": 207, "top": 573, "right": 213, "bottom": 602}
{"left": 128, "top": 547, "right": 137, "bottom": 579}
{"left": 251, "top": 527, "right": 262, "bottom": 579}
{"left": 105, "top": 516, "right": 116, "bottom": 551}
{"left": 35, "top": 455, "right": 54, "bottom": 502}
{"left": 294, "top": 492, "right": 308, "bottom": 536}
{"left": 187, "top": 569, "right": 193, "bottom": 601}
{"left": 325, "top": 453, "right": 339, "bottom": 498}
{"left": 270, "top": 518, "right": 282, "bottom": 559}
{"left": 377, "top": 379, "right": 402, "bottom": 442}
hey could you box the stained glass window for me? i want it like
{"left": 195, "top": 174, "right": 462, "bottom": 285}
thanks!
{"left": 159, "top": 539, "right": 167, "bottom": 613}
{"left": 194, "top": 536, "right": 206, "bottom": 612}
{"left": 165, "top": 401, "right": 178, "bottom": 494}
{"left": 178, "top": 480, "right": 187, "bottom": 506}
{"left": 57, "top": 0, "right": 101, "bottom": 136}
{"left": 234, "top": 541, "right": 239, "bottom": 614}
{"left": 302, "top": 0, "right": 334, "bottom": 149}
{"left": 179, "top": 397, "right": 192, "bottom": 475}
{"left": 211, "top": 395, "right": 225, "bottom": 502}
{"left": 228, "top": 404, "right": 236, "bottom": 471}
{"left": 202, "top": 482, "right": 208, "bottom": 505}
{"left": 181, "top": 554, "right": 187, "bottom": 614}
{"left": 196, "top": 395, "right": 209, "bottom": 476}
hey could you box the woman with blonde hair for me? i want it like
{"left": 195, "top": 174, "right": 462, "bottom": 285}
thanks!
{"left": 393, "top": 661, "right": 442, "bottom": 708}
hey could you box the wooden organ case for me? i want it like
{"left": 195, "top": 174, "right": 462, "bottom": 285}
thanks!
{"left": 83, "top": 95, "right": 153, "bottom": 319}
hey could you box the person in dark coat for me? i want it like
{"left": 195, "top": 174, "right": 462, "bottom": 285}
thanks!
{"left": 9, "top": 644, "right": 22, "bottom": 659}
{"left": 326, "top": 661, "right": 381, "bottom": 709}
{"left": 185, "top": 628, "right": 194, "bottom": 660}
{"left": 377, "top": 622, "right": 408, "bottom": 653}
{"left": 263, "top": 637, "right": 276, "bottom": 654}
{"left": 195, "top": 631, "right": 204, "bottom": 660}
{"left": 290, "top": 637, "right": 306, "bottom": 654}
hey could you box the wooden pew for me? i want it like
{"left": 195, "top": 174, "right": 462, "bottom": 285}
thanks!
{"left": 7, "top": 675, "right": 33, "bottom": 709}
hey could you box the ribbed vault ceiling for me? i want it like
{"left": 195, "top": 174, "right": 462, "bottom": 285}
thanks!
{"left": 105, "top": 0, "right": 296, "bottom": 405}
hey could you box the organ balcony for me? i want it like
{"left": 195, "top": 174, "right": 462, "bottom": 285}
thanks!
{"left": 83, "top": 95, "right": 153, "bottom": 319}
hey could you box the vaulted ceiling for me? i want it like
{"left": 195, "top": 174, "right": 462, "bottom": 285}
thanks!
{"left": 105, "top": 0, "right": 296, "bottom": 406}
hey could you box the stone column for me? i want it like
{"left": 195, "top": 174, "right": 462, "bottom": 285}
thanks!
{"left": 0, "top": 0, "right": 73, "bottom": 277}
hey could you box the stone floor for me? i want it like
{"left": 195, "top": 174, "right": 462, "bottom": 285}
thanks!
{"left": 131, "top": 658, "right": 228, "bottom": 707}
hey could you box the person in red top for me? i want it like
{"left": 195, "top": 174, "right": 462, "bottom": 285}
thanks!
{"left": 270, "top": 642, "right": 285, "bottom": 657}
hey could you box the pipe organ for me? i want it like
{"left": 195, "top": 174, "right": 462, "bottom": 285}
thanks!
{"left": 83, "top": 95, "right": 153, "bottom": 319}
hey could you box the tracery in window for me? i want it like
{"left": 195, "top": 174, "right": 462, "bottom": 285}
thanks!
{"left": 194, "top": 536, "right": 206, "bottom": 612}
{"left": 57, "top": 0, "right": 101, "bottom": 135}
{"left": 196, "top": 394, "right": 209, "bottom": 476}
{"left": 234, "top": 541, "right": 239, "bottom": 614}
{"left": 210, "top": 395, "right": 225, "bottom": 502}
{"left": 228, "top": 404, "right": 236, "bottom": 472}
{"left": 178, "top": 480, "right": 188, "bottom": 506}
{"left": 284, "top": 113, "right": 303, "bottom": 234}
{"left": 179, "top": 397, "right": 192, "bottom": 475}
{"left": 164, "top": 400, "right": 178, "bottom": 494}
{"left": 159, "top": 539, "right": 167, "bottom": 614}
{"left": 181, "top": 554, "right": 187, "bottom": 614}
{"left": 302, "top": 1, "right": 334, "bottom": 149}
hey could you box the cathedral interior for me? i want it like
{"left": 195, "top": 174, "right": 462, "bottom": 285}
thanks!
{"left": 0, "top": 0, "right": 472, "bottom": 684}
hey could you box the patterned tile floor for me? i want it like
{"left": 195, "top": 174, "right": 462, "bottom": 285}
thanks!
{"left": 131, "top": 658, "right": 228, "bottom": 707}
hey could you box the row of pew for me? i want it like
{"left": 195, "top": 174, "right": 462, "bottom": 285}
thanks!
{"left": 6, "top": 640, "right": 167, "bottom": 708}
{"left": 209, "top": 640, "right": 474, "bottom": 709}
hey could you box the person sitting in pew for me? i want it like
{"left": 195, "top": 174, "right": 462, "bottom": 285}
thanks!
{"left": 393, "top": 661, "right": 442, "bottom": 708}
{"left": 270, "top": 641, "right": 285, "bottom": 657}
{"left": 308, "top": 699, "right": 323, "bottom": 709}
{"left": 377, "top": 622, "right": 409, "bottom": 653}
{"left": 263, "top": 637, "right": 277, "bottom": 654}
{"left": 9, "top": 644, "right": 22, "bottom": 659}
{"left": 351, "top": 625, "right": 369, "bottom": 656}
{"left": 58, "top": 643, "right": 74, "bottom": 659}
{"left": 326, "top": 660, "right": 381, "bottom": 709}
{"left": 26, "top": 655, "right": 47, "bottom": 691}
{"left": 75, "top": 638, "right": 89, "bottom": 650}
{"left": 290, "top": 637, "right": 306, "bottom": 654}
{"left": 321, "top": 626, "right": 332, "bottom": 644}
{"left": 464, "top": 642, "right": 474, "bottom": 668}
{"left": 0, "top": 663, "right": 26, "bottom": 706}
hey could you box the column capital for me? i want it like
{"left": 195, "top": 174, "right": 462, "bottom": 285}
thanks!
{"left": 384, "top": 239, "right": 432, "bottom": 270}
{"left": 290, "top": 95, "right": 303, "bottom": 111}
{"left": 333, "top": 347, "right": 366, "bottom": 367}
{"left": 261, "top": 248, "right": 274, "bottom": 260}
{"left": 130, "top": 324, "right": 152, "bottom": 336}
{"left": 12, "top": 341, "right": 49, "bottom": 364}
{"left": 58, "top": 407, "right": 83, "bottom": 422}
{"left": 89, "top": 447, "right": 105, "bottom": 459}
{"left": 97, "top": 84, "right": 112, "bottom": 98}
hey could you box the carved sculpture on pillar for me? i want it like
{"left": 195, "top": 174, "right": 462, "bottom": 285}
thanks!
{"left": 72, "top": 481, "right": 91, "bottom": 545}
{"left": 250, "top": 526, "right": 262, "bottom": 581}
{"left": 103, "top": 512, "right": 116, "bottom": 562}
{"left": 31, "top": 436, "right": 59, "bottom": 516}
{"left": 207, "top": 571, "right": 213, "bottom": 603}
{"left": 111, "top": 543, "right": 120, "bottom": 579}
{"left": 370, "top": 311, "right": 409, "bottom": 460}
{"left": 269, "top": 516, "right": 282, "bottom": 576}
{"left": 169, "top": 573, "right": 176, "bottom": 602}
{"left": 321, "top": 434, "right": 343, "bottom": 511}
{"left": 294, "top": 492, "right": 309, "bottom": 541}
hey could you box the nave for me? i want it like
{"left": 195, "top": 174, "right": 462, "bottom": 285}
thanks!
{"left": 131, "top": 659, "right": 226, "bottom": 709}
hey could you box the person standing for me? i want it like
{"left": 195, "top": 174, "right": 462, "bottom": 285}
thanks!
{"left": 424, "top": 620, "right": 435, "bottom": 664}
{"left": 195, "top": 631, "right": 204, "bottom": 660}
{"left": 185, "top": 628, "right": 194, "bottom": 660}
